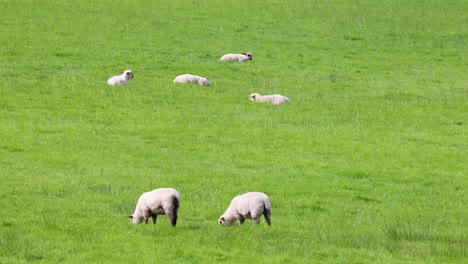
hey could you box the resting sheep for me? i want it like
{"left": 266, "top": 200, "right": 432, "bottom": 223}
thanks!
{"left": 173, "top": 74, "right": 210, "bottom": 86}
{"left": 220, "top": 52, "right": 253, "bottom": 62}
{"left": 129, "top": 188, "right": 180, "bottom": 226}
{"left": 218, "top": 192, "right": 272, "bottom": 226}
{"left": 107, "top": 70, "right": 134, "bottom": 85}
{"left": 250, "top": 93, "right": 290, "bottom": 105}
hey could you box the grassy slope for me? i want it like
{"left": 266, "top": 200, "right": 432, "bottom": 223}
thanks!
{"left": 0, "top": 0, "right": 466, "bottom": 263}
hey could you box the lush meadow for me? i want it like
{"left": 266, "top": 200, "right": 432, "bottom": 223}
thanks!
{"left": 0, "top": 0, "right": 466, "bottom": 263}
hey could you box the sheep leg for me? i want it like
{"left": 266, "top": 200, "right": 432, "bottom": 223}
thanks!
{"left": 252, "top": 218, "right": 260, "bottom": 225}
{"left": 169, "top": 213, "right": 177, "bottom": 227}
{"left": 152, "top": 215, "right": 157, "bottom": 224}
{"left": 238, "top": 216, "right": 245, "bottom": 225}
{"left": 264, "top": 211, "right": 271, "bottom": 226}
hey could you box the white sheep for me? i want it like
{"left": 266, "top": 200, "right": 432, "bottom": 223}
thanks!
{"left": 129, "top": 188, "right": 180, "bottom": 226}
{"left": 173, "top": 74, "right": 210, "bottom": 86}
{"left": 220, "top": 52, "right": 253, "bottom": 62}
{"left": 218, "top": 192, "right": 272, "bottom": 226}
{"left": 107, "top": 70, "right": 134, "bottom": 85}
{"left": 250, "top": 93, "right": 290, "bottom": 105}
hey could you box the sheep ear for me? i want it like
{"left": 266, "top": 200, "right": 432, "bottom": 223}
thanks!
{"left": 242, "top": 53, "right": 247, "bottom": 55}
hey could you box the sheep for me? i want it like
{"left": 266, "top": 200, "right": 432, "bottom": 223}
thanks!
{"left": 250, "top": 93, "right": 290, "bottom": 105}
{"left": 220, "top": 52, "right": 253, "bottom": 62}
{"left": 173, "top": 74, "right": 210, "bottom": 86}
{"left": 129, "top": 188, "right": 180, "bottom": 226}
{"left": 218, "top": 192, "right": 272, "bottom": 226}
{"left": 107, "top": 70, "right": 134, "bottom": 85}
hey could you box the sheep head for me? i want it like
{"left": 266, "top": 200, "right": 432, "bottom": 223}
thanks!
{"left": 250, "top": 93, "right": 260, "bottom": 102}
{"left": 218, "top": 216, "right": 235, "bottom": 226}
{"left": 129, "top": 214, "right": 143, "bottom": 224}
{"left": 242, "top": 52, "right": 253, "bottom": 60}
{"left": 122, "top": 70, "right": 134, "bottom": 80}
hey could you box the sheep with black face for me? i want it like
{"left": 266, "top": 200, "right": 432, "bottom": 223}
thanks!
{"left": 219, "top": 192, "right": 272, "bottom": 226}
{"left": 129, "top": 188, "right": 180, "bottom": 226}
{"left": 173, "top": 74, "right": 210, "bottom": 86}
{"left": 250, "top": 93, "right": 290, "bottom": 105}
{"left": 107, "top": 70, "right": 134, "bottom": 85}
{"left": 220, "top": 52, "right": 253, "bottom": 62}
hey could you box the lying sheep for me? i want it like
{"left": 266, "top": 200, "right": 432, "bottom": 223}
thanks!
{"left": 219, "top": 192, "right": 272, "bottom": 226}
{"left": 173, "top": 74, "right": 210, "bottom": 86}
{"left": 129, "top": 188, "right": 180, "bottom": 226}
{"left": 107, "top": 70, "right": 134, "bottom": 85}
{"left": 250, "top": 93, "right": 290, "bottom": 105}
{"left": 220, "top": 52, "right": 253, "bottom": 62}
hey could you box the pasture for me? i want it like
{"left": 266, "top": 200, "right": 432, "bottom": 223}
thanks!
{"left": 0, "top": 0, "right": 466, "bottom": 263}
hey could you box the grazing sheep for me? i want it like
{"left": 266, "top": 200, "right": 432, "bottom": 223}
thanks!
{"left": 107, "top": 70, "right": 134, "bottom": 85}
{"left": 129, "top": 188, "right": 180, "bottom": 226}
{"left": 218, "top": 192, "right": 272, "bottom": 226}
{"left": 220, "top": 52, "right": 253, "bottom": 62}
{"left": 173, "top": 74, "right": 210, "bottom": 86}
{"left": 250, "top": 93, "right": 290, "bottom": 105}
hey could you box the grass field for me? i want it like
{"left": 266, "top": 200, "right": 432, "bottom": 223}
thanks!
{"left": 1, "top": 0, "right": 467, "bottom": 263}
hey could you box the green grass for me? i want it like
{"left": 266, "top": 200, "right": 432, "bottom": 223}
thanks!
{"left": 1, "top": 0, "right": 467, "bottom": 263}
